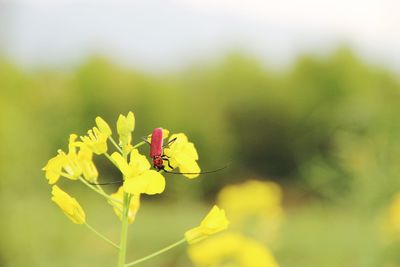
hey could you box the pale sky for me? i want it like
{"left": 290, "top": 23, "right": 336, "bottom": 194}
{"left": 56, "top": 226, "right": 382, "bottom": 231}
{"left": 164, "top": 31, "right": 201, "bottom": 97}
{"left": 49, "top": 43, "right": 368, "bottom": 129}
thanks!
{"left": 1, "top": 0, "right": 399, "bottom": 72}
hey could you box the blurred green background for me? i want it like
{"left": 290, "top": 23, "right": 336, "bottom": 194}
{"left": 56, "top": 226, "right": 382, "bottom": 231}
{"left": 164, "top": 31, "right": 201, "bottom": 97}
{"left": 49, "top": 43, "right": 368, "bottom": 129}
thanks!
{"left": 1, "top": 45, "right": 400, "bottom": 266}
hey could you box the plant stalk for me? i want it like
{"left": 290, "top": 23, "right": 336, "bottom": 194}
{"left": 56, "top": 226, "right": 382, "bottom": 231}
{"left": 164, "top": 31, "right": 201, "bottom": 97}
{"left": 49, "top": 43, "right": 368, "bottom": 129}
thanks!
{"left": 117, "top": 192, "right": 131, "bottom": 267}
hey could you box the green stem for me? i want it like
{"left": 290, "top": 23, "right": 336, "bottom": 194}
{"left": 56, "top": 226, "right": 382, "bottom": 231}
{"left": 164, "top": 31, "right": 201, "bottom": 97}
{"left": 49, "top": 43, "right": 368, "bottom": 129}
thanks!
{"left": 79, "top": 177, "right": 122, "bottom": 204}
{"left": 84, "top": 222, "right": 120, "bottom": 249}
{"left": 109, "top": 136, "right": 124, "bottom": 154}
{"left": 105, "top": 152, "right": 119, "bottom": 168}
{"left": 118, "top": 192, "right": 131, "bottom": 267}
{"left": 132, "top": 141, "right": 146, "bottom": 149}
{"left": 124, "top": 239, "right": 186, "bottom": 267}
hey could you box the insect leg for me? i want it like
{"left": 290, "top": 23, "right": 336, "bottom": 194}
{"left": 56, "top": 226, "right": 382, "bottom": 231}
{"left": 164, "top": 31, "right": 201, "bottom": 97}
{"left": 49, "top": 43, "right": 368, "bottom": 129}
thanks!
{"left": 161, "top": 155, "right": 174, "bottom": 170}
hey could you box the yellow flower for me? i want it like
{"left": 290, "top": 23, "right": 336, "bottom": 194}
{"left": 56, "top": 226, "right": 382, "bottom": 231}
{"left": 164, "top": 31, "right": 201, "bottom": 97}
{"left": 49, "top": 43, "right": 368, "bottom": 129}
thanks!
{"left": 43, "top": 134, "right": 83, "bottom": 184}
{"left": 109, "top": 186, "right": 140, "bottom": 224}
{"left": 81, "top": 116, "right": 112, "bottom": 154}
{"left": 112, "top": 149, "right": 166, "bottom": 195}
{"left": 217, "top": 180, "right": 284, "bottom": 242}
{"left": 51, "top": 185, "right": 86, "bottom": 224}
{"left": 187, "top": 233, "right": 280, "bottom": 267}
{"left": 379, "top": 193, "right": 400, "bottom": 242}
{"left": 43, "top": 134, "right": 100, "bottom": 184}
{"left": 43, "top": 154, "right": 65, "bottom": 184}
{"left": 185, "top": 205, "right": 229, "bottom": 244}
{"left": 78, "top": 145, "right": 98, "bottom": 182}
{"left": 117, "top": 111, "right": 135, "bottom": 153}
{"left": 163, "top": 133, "right": 200, "bottom": 179}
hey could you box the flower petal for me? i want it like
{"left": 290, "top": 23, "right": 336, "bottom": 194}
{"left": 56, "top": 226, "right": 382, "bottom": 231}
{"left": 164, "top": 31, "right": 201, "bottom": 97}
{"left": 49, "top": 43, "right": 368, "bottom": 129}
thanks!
{"left": 95, "top": 116, "right": 112, "bottom": 136}
{"left": 123, "top": 170, "right": 165, "bottom": 195}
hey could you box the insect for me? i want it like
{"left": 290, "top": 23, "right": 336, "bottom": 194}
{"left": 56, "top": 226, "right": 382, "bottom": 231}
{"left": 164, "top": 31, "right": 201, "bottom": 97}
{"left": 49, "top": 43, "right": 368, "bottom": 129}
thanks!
{"left": 90, "top": 127, "right": 226, "bottom": 185}
{"left": 145, "top": 127, "right": 227, "bottom": 175}
{"left": 149, "top": 127, "right": 174, "bottom": 171}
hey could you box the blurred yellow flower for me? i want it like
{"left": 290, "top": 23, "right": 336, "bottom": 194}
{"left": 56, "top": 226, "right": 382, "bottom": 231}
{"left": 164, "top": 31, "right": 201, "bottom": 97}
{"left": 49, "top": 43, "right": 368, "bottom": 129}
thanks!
{"left": 163, "top": 133, "right": 200, "bottom": 179}
{"left": 112, "top": 149, "right": 166, "bottom": 195}
{"left": 51, "top": 185, "right": 86, "bottom": 224}
{"left": 109, "top": 186, "right": 140, "bottom": 224}
{"left": 217, "top": 180, "right": 284, "bottom": 242}
{"left": 81, "top": 116, "right": 112, "bottom": 154}
{"left": 188, "top": 233, "right": 280, "bottom": 267}
{"left": 185, "top": 205, "right": 229, "bottom": 244}
{"left": 379, "top": 193, "right": 400, "bottom": 241}
{"left": 117, "top": 111, "right": 135, "bottom": 153}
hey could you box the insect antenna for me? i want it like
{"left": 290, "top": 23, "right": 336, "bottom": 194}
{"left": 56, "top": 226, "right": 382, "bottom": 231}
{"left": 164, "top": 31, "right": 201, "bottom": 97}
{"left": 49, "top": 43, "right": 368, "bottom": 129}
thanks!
{"left": 163, "top": 164, "right": 229, "bottom": 175}
{"left": 88, "top": 180, "right": 123, "bottom": 186}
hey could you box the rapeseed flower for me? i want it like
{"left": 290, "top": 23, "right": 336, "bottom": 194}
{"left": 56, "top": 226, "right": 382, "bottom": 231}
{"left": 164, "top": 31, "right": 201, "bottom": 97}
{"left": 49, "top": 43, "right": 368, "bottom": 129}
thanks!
{"left": 163, "top": 133, "right": 200, "bottom": 179}
{"left": 51, "top": 185, "right": 86, "bottom": 224}
{"left": 43, "top": 134, "right": 99, "bottom": 184}
{"left": 43, "top": 134, "right": 83, "bottom": 184}
{"left": 185, "top": 205, "right": 229, "bottom": 244}
{"left": 109, "top": 186, "right": 140, "bottom": 224}
{"left": 379, "top": 193, "right": 400, "bottom": 242}
{"left": 78, "top": 145, "right": 98, "bottom": 182}
{"left": 217, "top": 180, "right": 284, "bottom": 242}
{"left": 117, "top": 111, "right": 135, "bottom": 154}
{"left": 43, "top": 153, "right": 65, "bottom": 184}
{"left": 188, "top": 233, "right": 280, "bottom": 267}
{"left": 112, "top": 149, "right": 166, "bottom": 195}
{"left": 81, "top": 116, "right": 112, "bottom": 154}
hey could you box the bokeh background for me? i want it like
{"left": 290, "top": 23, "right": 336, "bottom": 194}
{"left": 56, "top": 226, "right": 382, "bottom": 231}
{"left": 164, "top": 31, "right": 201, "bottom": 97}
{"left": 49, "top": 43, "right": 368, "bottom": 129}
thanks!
{"left": 1, "top": 1, "right": 400, "bottom": 266}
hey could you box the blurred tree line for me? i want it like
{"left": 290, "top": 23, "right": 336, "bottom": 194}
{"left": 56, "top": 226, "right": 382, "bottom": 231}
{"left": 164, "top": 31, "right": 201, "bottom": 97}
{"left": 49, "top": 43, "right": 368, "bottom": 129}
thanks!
{"left": 0, "top": 47, "right": 399, "bottom": 209}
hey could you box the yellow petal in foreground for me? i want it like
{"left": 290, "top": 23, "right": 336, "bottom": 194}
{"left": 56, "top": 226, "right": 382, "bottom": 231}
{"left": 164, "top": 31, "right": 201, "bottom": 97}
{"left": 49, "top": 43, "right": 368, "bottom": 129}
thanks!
{"left": 109, "top": 186, "right": 140, "bottom": 224}
{"left": 111, "top": 149, "right": 151, "bottom": 179}
{"left": 43, "top": 154, "right": 65, "bottom": 184}
{"left": 51, "top": 185, "right": 86, "bottom": 224}
{"left": 185, "top": 205, "right": 229, "bottom": 244}
{"left": 123, "top": 170, "right": 165, "bottom": 195}
{"left": 164, "top": 133, "right": 200, "bottom": 179}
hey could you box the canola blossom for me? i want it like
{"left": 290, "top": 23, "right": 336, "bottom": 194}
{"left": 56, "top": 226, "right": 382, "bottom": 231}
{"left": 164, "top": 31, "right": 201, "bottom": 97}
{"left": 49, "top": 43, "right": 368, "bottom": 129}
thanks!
{"left": 112, "top": 149, "right": 166, "bottom": 195}
{"left": 188, "top": 233, "right": 280, "bottom": 267}
{"left": 51, "top": 185, "right": 86, "bottom": 224}
{"left": 42, "top": 111, "right": 224, "bottom": 267}
{"left": 217, "top": 180, "right": 284, "bottom": 242}
{"left": 164, "top": 133, "right": 201, "bottom": 179}
{"left": 43, "top": 134, "right": 87, "bottom": 184}
{"left": 379, "top": 193, "right": 400, "bottom": 241}
{"left": 81, "top": 116, "right": 112, "bottom": 155}
{"left": 185, "top": 205, "right": 229, "bottom": 244}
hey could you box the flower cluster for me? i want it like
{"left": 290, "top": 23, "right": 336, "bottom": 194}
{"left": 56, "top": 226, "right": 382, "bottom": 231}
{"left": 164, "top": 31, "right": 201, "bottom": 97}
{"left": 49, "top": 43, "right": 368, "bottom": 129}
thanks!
{"left": 188, "top": 233, "right": 279, "bottom": 267}
{"left": 42, "top": 111, "right": 229, "bottom": 267}
{"left": 188, "top": 179, "right": 283, "bottom": 267}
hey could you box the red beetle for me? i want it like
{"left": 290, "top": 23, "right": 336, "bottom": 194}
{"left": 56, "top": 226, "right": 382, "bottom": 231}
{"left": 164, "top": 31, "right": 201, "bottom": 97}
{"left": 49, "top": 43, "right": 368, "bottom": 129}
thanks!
{"left": 148, "top": 127, "right": 226, "bottom": 175}
{"left": 149, "top": 127, "right": 175, "bottom": 171}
